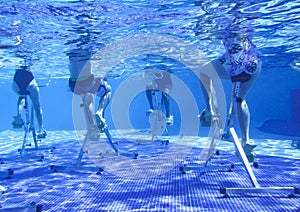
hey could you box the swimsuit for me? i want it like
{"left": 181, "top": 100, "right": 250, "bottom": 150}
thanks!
{"left": 219, "top": 35, "right": 260, "bottom": 82}
{"left": 69, "top": 75, "right": 110, "bottom": 97}
{"left": 13, "top": 69, "right": 34, "bottom": 95}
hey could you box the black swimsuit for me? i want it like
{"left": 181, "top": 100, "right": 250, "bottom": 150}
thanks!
{"left": 13, "top": 70, "right": 34, "bottom": 95}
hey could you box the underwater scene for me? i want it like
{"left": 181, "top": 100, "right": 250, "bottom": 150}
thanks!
{"left": 0, "top": 0, "right": 299, "bottom": 211}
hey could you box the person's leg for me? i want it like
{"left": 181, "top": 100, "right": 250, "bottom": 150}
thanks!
{"left": 27, "top": 80, "right": 46, "bottom": 137}
{"left": 146, "top": 82, "right": 155, "bottom": 111}
{"left": 235, "top": 70, "right": 261, "bottom": 145}
{"left": 17, "top": 96, "right": 25, "bottom": 117}
{"left": 12, "top": 97, "right": 25, "bottom": 128}
{"left": 94, "top": 81, "right": 111, "bottom": 131}
{"left": 161, "top": 91, "right": 170, "bottom": 117}
{"left": 95, "top": 91, "right": 111, "bottom": 131}
{"left": 82, "top": 93, "right": 95, "bottom": 125}
{"left": 231, "top": 71, "right": 260, "bottom": 163}
{"left": 11, "top": 82, "right": 25, "bottom": 127}
{"left": 199, "top": 59, "right": 230, "bottom": 125}
{"left": 96, "top": 92, "right": 111, "bottom": 117}
{"left": 155, "top": 72, "right": 173, "bottom": 124}
{"left": 81, "top": 93, "right": 102, "bottom": 141}
{"left": 221, "top": 85, "right": 237, "bottom": 139}
{"left": 12, "top": 82, "right": 22, "bottom": 115}
{"left": 199, "top": 75, "right": 211, "bottom": 112}
{"left": 161, "top": 91, "right": 174, "bottom": 125}
{"left": 146, "top": 89, "right": 154, "bottom": 110}
{"left": 146, "top": 82, "right": 156, "bottom": 117}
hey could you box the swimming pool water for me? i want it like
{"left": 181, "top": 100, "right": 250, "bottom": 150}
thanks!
{"left": 0, "top": 0, "right": 299, "bottom": 134}
{"left": 0, "top": 1, "right": 299, "bottom": 210}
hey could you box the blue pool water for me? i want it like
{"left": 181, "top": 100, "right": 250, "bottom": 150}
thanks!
{"left": 0, "top": 0, "right": 300, "bottom": 211}
{"left": 0, "top": 0, "right": 299, "bottom": 136}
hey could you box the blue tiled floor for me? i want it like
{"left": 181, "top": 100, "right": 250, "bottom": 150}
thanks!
{"left": 0, "top": 130, "right": 299, "bottom": 211}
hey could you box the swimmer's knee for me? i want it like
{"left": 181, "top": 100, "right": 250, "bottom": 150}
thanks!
{"left": 162, "top": 91, "right": 170, "bottom": 98}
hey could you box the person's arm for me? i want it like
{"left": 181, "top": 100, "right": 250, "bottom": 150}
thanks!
{"left": 0, "top": 36, "right": 22, "bottom": 49}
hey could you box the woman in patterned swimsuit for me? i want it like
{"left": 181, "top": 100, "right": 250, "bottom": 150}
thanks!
{"left": 199, "top": 31, "right": 261, "bottom": 160}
